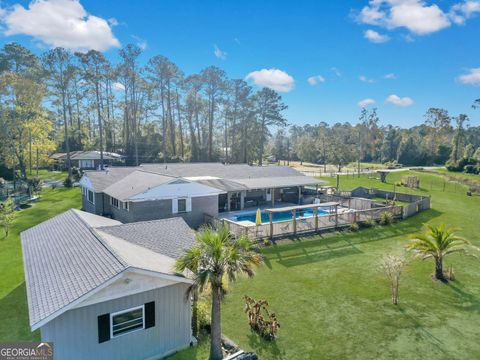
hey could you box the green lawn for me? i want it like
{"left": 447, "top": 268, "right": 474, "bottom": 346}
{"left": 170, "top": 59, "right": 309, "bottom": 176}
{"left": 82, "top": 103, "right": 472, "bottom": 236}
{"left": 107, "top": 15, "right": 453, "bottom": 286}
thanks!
{"left": 3, "top": 171, "right": 480, "bottom": 359}
{"left": 0, "top": 186, "right": 81, "bottom": 341}
{"left": 173, "top": 171, "right": 480, "bottom": 359}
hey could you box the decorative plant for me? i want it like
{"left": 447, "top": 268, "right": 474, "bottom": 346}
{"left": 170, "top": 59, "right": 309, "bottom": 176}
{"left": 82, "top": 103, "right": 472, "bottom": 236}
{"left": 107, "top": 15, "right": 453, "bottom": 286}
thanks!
{"left": 379, "top": 212, "right": 394, "bottom": 226}
{"left": 380, "top": 254, "right": 406, "bottom": 305}
{"left": 244, "top": 295, "right": 280, "bottom": 341}
{"left": 406, "top": 224, "right": 476, "bottom": 281}
{"left": 0, "top": 197, "right": 16, "bottom": 238}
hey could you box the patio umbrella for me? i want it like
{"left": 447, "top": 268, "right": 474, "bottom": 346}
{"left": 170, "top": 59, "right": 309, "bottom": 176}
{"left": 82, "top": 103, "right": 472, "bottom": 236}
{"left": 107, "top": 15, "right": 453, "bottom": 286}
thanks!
{"left": 255, "top": 208, "right": 262, "bottom": 226}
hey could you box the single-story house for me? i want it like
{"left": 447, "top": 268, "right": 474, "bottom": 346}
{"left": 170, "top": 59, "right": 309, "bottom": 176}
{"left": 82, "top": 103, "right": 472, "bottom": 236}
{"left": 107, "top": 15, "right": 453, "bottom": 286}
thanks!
{"left": 50, "top": 151, "right": 125, "bottom": 170}
{"left": 79, "top": 163, "right": 325, "bottom": 228}
{"left": 21, "top": 209, "right": 196, "bottom": 360}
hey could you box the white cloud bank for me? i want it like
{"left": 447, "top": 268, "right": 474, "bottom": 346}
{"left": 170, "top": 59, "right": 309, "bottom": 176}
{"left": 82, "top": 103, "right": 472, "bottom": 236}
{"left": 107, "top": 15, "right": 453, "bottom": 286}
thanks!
{"left": 358, "top": 0, "right": 480, "bottom": 36}
{"left": 307, "top": 75, "right": 325, "bottom": 85}
{"left": 358, "top": 98, "right": 376, "bottom": 107}
{"left": 0, "top": 0, "right": 120, "bottom": 52}
{"left": 112, "top": 82, "right": 125, "bottom": 91}
{"left": 214, "top": 44, "right": 227, "bottom": 60}
{"left": 457, "top": 68, "right": 480, "bottom": 85}
{"left": 386, "top": 94, "right": 414, "bottom": 106}
{"left": 245, "top": 68, "right": 295, "bottom": 92}
{"left": 359, "top": 75, "right": 376, "bottom": 83}
{"left": 384, "top": 73, "right": 397, "bottom": 79}
{"left": 364, "top": 29, "right": 390, "bottom": 43}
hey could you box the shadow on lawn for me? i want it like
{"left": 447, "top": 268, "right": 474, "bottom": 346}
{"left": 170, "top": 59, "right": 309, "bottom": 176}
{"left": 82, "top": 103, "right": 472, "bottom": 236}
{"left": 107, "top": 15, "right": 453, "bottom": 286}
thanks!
{"left": 0, "top": 283, "right": 39, "bottom": 342}
{"left": 262, "top": 209, "right": 442, "bottom": 268}
{"left": 247, "top": 332, "right": 286, "bottom": 360}
{"left": 397, "top": 306, "right": 447, "bottom": 355}
{"left": 448, "top": 281, "right": 480, "bottom": 313}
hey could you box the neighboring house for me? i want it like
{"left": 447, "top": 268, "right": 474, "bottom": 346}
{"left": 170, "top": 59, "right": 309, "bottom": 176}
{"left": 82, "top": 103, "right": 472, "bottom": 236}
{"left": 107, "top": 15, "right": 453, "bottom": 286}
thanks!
{"left": 21, "top": 209, "right": 196, "bottom": 360}
{"left": 79, "top": 163, "right": 325, "bottom": 228}
{"left": 50, "top": 151, "right": 125, "bottom": 170}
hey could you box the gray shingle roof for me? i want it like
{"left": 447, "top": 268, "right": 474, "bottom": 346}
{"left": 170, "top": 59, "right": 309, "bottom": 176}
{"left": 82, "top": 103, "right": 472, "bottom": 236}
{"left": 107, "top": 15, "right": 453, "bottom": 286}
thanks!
{"left": 21, "top": 209, "right": 195, "bottom": 330}
{"left": 103, "top": 170, "right": 175, "bottom": 201}
{"left": 83, "top": 163, "right": 325, "bottom": 193}
{"left": 97, "top": 217, "right": 196, "bottom": 259}
{"left": 21, "top": 210, "right": 126, "bottom": 329}
{"left": 82, "top": 167, "right": 137, "bottom": 192}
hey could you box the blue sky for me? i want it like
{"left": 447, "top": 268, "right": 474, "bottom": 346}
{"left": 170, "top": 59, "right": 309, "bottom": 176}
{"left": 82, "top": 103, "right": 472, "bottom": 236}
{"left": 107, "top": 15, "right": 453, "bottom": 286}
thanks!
{"left": 1, "top": 0, "right": 479, "bottom": 127}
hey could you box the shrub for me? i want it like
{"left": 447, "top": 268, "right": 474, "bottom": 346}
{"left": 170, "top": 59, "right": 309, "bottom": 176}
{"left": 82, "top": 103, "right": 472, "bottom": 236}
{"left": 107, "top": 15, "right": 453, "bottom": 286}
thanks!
{"left": 263, "top": 239, "right": 271, "bottom": 246}
{"left": 244, "top": 295, "right": 280, "bottom": 341}
{"left": 464, "top": 165, "right": 479, "bottom": 174}
{"left": 349, "top": 223, "right": 359, "bottom": 232}
{"left": 379, "top": 212, "right": 394, "bottom": 225}
{"left": 362, "top": 218, "right": 376, "bottom": 228}
{"left": 71, "top": 167, "right": 83, "bottom": 182}
{"left": 63, "top": 176, "right": 73, "bottom": 188}
{"left": 196, "top": 301, "right": 211, "bottom": 332}
{"left": 28, "top": 177, "right": 42, "bottom": 194}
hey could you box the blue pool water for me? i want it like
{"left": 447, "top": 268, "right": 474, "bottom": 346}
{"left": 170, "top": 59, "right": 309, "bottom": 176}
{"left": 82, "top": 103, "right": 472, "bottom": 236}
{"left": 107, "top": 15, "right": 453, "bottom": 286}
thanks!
{"left": 234, "top": 208, "right": 330, "bottom": 224}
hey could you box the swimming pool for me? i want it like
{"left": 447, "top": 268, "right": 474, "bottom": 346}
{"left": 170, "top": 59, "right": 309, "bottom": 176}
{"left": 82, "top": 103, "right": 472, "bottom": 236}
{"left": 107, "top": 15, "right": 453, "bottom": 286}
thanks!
{"left": 233, "top": 208, "right": 330, "bottom": 224}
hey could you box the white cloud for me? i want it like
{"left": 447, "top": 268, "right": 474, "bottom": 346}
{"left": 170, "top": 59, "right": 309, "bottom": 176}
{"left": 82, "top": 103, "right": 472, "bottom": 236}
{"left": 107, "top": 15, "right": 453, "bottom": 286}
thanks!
{"left": 112, "top": 82, "right": 125, "bottom": 91}
{"left": 386, "top": 94, "right": 414, "bottom": 106}
{"left": 364, "top": 29, "right": 390, "bottom": 43}
{"left": 457, "top": 68, "right": 480, "bottom": 85}
{"left": 307, "top": 75, "right": 325, "bottom": 85}
{"left": 245, "top": 68, "right": 295, "bottom": 92}
{"left": 331, "top": 67, "right": 342, "bottom": 77}
{"left": 131, "top": 35, "right": 147, "bottom": 50}
{"left": 384, "top": 73, "right": 397, "bottom": 79}
{"left": 359, "top": 75, "right": 375, "bottom": 83}
{"left": 358, "top": 0, "right": 451, "bottom": 35}
{"left": 108, "top": 17, "right": 119, "bottom": 27}
{"left": 358, "top": 98, "right": 376, "bottom": 107}
{"left": 0, "top": 0, "right": 120, "bottom": 52}
{"left": 450, "top": 1, "right": 480, "bottom": 24}
{"left": 214, "top": 44, "right": 227, "bottom": 60}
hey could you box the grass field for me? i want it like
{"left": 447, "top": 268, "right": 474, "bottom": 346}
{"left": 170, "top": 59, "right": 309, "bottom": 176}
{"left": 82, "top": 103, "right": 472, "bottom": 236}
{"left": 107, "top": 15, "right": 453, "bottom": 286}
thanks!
{"left": 0, "top": 186, "right": 81, "bottom": 341}
{"left": 2, "top": 170, "right": 479, "bottom": 359}
{"left": 172, "top": 170, "right": 480, "bottom": 359}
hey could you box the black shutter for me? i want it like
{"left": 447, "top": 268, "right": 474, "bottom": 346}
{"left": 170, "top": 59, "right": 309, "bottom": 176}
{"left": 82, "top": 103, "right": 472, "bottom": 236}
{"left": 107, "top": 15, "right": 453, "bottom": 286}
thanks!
{"left": 144, "top": 301, "right": 155, "bottom": 329}
{"left": 98, "top": 313, "right": 110, "bottom": 343}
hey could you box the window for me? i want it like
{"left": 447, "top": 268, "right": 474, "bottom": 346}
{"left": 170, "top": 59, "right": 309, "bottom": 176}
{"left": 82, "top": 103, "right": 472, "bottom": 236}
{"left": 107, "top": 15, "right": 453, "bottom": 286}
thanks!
{"left": 110, "top": 305, "right": 144, "bottom": 338}
{"left": 111, "top": 197, "right": 119, "bottom": 208}
{"left": 123, "top": 201, "right": 129, "bottom": 211}
{"left": 87, "top": 190, "right": 95, "bottom": 204}
{"left": 172, "top": 197, "right": 191, "bottom": 214}
{"left": 177, "top": 198, "right": 187, "bottom": 213}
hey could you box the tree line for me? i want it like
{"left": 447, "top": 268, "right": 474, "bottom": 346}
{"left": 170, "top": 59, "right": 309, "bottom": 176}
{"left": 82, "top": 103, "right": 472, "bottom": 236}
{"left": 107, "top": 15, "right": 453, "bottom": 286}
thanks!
{"left": 0, "top": 41, "right": 479, "bottom": 180}
{"left": 272, "top": 106, "right": 480, "bottom": 171}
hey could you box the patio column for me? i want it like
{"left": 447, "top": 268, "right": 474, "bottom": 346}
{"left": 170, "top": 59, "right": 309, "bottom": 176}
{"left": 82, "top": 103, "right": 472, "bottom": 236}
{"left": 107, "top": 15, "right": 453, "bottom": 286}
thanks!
{"left": 335, "top": 205, "right": 338, "bottom": 228}
{"left": 271, "top": 188, "right": 275, "bottom": 206}
{"left": 293, "top": 209, "right": 297, "bottom": 236}
{"left": 269, "top": 212, "right": 273, "bottom": 240}
{"left": 314, "top": 207, "right": 318, "bottom": 232}
{"left": 298, "top": 186, "right": 301, "bottom": 204}
{"left": 240, "top": 191, "right": 245, "bottom": 210}
{"left": 227, "top": 192, "right": 231, "bottom": 212}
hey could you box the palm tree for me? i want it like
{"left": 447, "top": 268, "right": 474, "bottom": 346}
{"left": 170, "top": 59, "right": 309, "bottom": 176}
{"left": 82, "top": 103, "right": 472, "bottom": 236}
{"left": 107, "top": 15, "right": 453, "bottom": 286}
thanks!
{"left": 175, "top": 227, "right": 263, "bottom": 360}
{"left": 406, "top": 224, "right": 474, "bottom": 281}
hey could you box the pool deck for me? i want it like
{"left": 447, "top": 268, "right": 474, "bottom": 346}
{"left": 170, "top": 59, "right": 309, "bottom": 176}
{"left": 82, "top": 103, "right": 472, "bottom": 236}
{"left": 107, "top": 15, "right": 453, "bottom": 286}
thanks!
{"left": 219, "top": 202, "right": 351, "bottom": 226}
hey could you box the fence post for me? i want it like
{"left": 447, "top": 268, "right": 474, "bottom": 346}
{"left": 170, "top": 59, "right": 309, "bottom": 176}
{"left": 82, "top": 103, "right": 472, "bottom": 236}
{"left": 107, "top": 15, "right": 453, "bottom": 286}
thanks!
{"left": 293, "top": 210, "right": 297, "bottom": 236}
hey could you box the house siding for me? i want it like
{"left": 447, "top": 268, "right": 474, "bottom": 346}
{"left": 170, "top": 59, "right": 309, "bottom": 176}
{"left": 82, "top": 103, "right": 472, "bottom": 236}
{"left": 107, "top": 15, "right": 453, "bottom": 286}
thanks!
{"left": 109, "top": 195, "right": 218, "bottom": 228}
{"left": 40, "top": 283, "right": 192, "bottom": 360}
{"left": 82, "top": 192, "right": 104, "bottom": 215}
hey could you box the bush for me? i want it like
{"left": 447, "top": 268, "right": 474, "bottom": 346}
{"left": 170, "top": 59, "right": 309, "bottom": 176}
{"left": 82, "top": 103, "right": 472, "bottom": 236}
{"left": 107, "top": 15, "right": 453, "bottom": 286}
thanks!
{"left": 263, "top": 239, "right": 271, "bottom": 246}
{"left": 349, "top": 223, "right": 359, "bottom": 232}
{"left": 362, "top": 218, "right": 376, "bottom": 228}
{"left": 379, "top": 212, "right": 394, "bottom": 225}
{"left": 28, "top": 177, "right": 42, "bottom": 194}
{"left": 63, "top": 176, "right": 73, "bottom": 188}
{"left": 196, "top": 301, "right": 211, "bottom": 332}
{"left": 464, "top": 165, "right": 479, "bottom": 174}
{"left": 71, "top": 167, "right": 83, "bottom": 181}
